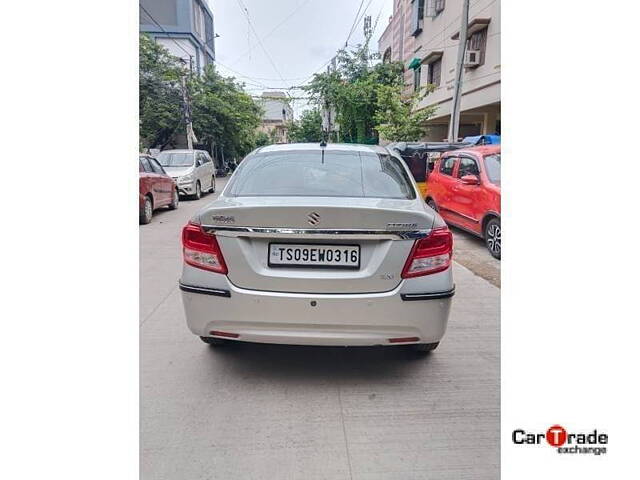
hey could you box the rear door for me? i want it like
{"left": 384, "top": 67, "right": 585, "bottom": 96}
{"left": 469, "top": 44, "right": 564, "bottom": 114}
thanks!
{"left": 202, "top": 149, "right": 435, "bottom": 294}
{"left": 139, "top": 156, "right": 155, "bottom": 197}
{"left": 195, "top": 152, "right": 208, "bottom": 188}
{"left": 449, "top": 154, "right": 483, "bottom": 233}
{"left": 148, "top": 157, "right": 173, "bottom": 206}
{"left": 432, "top": 155, "right": 458, "bottom": 219}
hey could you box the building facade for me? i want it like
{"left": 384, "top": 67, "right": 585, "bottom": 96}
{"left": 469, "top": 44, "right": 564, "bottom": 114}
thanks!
{"left": 140, "top": 0, "right": 216, "bottom": 74}
{"left": 257, "top": 92, "right": 294, "bottom": 144}
{"left": 379, "top": 0, "right": 500, "bottom": 141}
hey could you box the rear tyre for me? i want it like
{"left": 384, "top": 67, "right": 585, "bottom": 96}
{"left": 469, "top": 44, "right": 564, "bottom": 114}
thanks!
{"left": 209, "top": 176, "right": 216, "bottom": 193}
{"left": 140, "top": 196, "right": 153, "bottom": 224}
{"left": 168, "top": 188, "right": 179, "bottom": 210}
{"left": 192, "top": 181, "right": 202, "bottom": 200}
{"left": 484, "top": 217, "right": 501, "bottom": 259}
{"left": 426, "top": 198, "right": 438, "bottom": 212}
{"left": 412, "top": 342, "right": 439, "bottom": 354}
{"left": 200, "top": 336, "right": 226, "bottom": 346}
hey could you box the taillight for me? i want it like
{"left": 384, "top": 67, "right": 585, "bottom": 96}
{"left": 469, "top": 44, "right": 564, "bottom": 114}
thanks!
{"left": 182, "top": 222, "right": 228, "bottom": 274}
{"left": 401, "top": 226, "right": 453, "bottom": 278}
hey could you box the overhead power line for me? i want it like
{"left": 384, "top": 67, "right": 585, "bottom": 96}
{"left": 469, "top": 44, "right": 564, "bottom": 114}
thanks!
{"left": 234, "top": 0, "right": 287, "bottom": 87}
{"left": 229, "top": 0, "right": 315, "bottom": 66}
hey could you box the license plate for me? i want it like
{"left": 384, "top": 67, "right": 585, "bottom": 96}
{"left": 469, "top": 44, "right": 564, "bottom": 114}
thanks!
{"left": 268, "top": 243, "right": 360, "bottom": 269}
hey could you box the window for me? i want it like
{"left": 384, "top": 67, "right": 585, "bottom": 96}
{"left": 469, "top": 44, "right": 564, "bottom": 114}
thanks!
{"left": 427, "top": 57, "right": 441, "bottom": 87}
{"left": 204, "top": 10, "right": 214, "bottom": 48}
{"left": 411, "top": 0, "right": 425, "bottom": 36}
{"left": 157, "top": 152, "right": 195, "bottom": 167}
{"left": 440, "top": 157, "right": 456, "bottom": 176}
{"left": 484, "top": 154, "right": 501, "bottom": 185}
{"left": 425, "top": 0, "right": 445, "bottom": 17}
{"left": 413, "top": 65, "right": 422, "bottom": 91}
{"left": 457, "top": 157, "right": 479, "bottom": 178}
{"left": 467, "top": 27, "right": 488, "bottom": 66}
{"left": 149, "top": 158, "right": 166, "bottom": 175}
{"left": 227, "top": 151, "right": 416, "bottom": 199}
{"left": 383, "top": 47, "right": 392, "bottom": 63}
{"left": 139, "top": 156, "right": 153, "bottom": 173}
{"left": 193, "top": 1, "right": 204, "bottom": 40}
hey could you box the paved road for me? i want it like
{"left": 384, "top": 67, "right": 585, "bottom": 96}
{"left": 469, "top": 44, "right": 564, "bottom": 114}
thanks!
{"left": 451, "top": 228, "right": 501, "bottom": 288}
{"left": 141, "top": 179, "right": 500, "bottom": 479}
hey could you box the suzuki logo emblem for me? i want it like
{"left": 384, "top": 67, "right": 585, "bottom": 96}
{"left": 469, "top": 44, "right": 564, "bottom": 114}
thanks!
{"left": 307, "top": 212, "right": 320, "bottom": 226}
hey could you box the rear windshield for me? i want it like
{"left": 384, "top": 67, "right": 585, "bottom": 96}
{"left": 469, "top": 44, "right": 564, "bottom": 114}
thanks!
{"left": 484, "top": 154, "right": 501, "bottom": 185}
{"left": 227, "top": 151, "right": 416, "bottom": 199}
{"left": 157, "top": 152, "right": 194, "bottom": 167}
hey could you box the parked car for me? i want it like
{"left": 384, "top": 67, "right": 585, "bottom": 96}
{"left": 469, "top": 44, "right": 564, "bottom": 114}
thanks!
{"left": 139, "top": 154, "right": 179, "bottom": 224}
{"left": 156, "top": 149, "right": 216, "bottom": 200}
{"left": 387, "top": 141, "right": 471, "bottom": 199}
{"left": 179, "top": 143, "right": 455, "bottom": 355}
{"left": 425, "top": 145, "right": 501, "bottom": 259}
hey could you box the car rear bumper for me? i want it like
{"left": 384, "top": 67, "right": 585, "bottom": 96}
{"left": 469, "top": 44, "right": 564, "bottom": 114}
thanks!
{"left": 179, "top": 279, "right": 453, "bottom": 347}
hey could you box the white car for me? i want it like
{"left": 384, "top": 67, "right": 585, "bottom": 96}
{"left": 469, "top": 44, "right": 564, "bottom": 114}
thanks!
{"left": 157, "top": 149, "right": 216, "bottom": 199}
{"left": 179, "top": 143, "right": 454, "bottom": 354}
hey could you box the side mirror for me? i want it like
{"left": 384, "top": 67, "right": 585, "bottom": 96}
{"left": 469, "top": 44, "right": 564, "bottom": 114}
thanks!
{"left": 460, "top": 174, "right": 480, "bottom": 185}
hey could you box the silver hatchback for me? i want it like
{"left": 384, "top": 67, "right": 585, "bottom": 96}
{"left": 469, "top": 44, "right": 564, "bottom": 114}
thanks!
{"left": 179, "top": 143, "right": 454, "bottom": 354}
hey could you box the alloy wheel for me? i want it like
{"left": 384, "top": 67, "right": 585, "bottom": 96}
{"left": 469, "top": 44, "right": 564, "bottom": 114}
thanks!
{"left": 486, "top": 223, "right": 501, "bottom": 256}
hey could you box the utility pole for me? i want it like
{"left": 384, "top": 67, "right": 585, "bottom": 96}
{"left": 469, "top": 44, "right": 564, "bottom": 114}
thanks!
{"left": 448, "top": 0, "right": 470, "bottom": 142}
{"left": 180, "top": 74, "right": 197, "bottom": 150}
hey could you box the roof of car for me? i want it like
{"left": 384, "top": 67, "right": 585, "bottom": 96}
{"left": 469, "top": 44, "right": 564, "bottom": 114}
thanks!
{"left": 256, "top": 143, "right": 389, "bottom": 155}
{"left": 447, "top": 145, "right": 501, "bottom": 156}
{"left": 158, "top": 149, "right": 204, "bottom": 154}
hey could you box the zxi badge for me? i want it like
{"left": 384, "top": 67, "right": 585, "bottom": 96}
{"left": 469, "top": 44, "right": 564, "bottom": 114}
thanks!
{"left": 307, "top": 212, "right": 320, "bottom": 226}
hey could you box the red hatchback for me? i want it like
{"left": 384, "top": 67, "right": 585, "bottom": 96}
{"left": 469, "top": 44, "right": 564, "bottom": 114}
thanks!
{"left": 426, "top": 146, "right": 501, "bottom": 258}
{"left": 139, "top": 154, "right": 179, "bottom": 224}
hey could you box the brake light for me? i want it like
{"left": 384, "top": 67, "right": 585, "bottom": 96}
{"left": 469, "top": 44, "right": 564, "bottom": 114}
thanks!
{"left": 182, "top": 222, "right": 228, "bottom": 274}
{"left": 401, "top": 226, "right": 453, "bottom": 278}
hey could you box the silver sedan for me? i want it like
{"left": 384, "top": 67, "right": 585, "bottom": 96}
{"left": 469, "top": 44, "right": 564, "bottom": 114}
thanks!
{"left": 179, "top": 143, "right": 454, "bottom": 354}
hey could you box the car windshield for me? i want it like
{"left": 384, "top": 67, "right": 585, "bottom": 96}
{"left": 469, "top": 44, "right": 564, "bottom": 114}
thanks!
{"left": 227, "top": 150, "right": 416, "bottom": 199}
{"left": 157, "top": 152, "right": 194, "bottom": 167}
{"left": 484, "top": 154, "right": 501, "bottom": 185}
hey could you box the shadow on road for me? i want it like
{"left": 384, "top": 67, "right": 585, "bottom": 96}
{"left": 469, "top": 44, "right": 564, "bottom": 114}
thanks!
{"left": 200, "top": 342, "right": 434, "bottom": 383}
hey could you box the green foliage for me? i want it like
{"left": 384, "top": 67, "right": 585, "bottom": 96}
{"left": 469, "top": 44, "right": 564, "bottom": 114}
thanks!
{"left": 254, "top": 131, "right": 271, "bottom": 148}
{"left": 374, "top": 84, "right": 438, "bottom": 141}
{"left": 191, "top": 65, "right": 263, "bottom": 159}
{"left": 139, "top": 34, "right": 184, "bottom": 149}
{"left": 306, "top": 45, "right": 434, "bottom": 143}
{"left": 287, "top": 108, "right": 323, "bottom": 143}
{"left": 304, "top": 43, "right": 437, "bottom": 143}
{"left": 139, "top": 34, "right": 263, "bottom": 158}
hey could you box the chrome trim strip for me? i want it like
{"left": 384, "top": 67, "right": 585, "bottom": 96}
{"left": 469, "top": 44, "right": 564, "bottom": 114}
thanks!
{"left": 200, "top": 225, "right": 432, "bottom": 240}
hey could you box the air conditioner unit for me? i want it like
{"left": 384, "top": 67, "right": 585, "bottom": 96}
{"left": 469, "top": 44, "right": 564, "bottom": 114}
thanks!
{"left": 464, "top": 50, "right": 481, "bottom": 68}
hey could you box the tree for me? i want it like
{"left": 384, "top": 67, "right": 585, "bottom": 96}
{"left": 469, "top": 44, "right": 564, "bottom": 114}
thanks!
{"left": 254, "top": 131, "right": 271, "bottom": 148}
{"left": 374, "top": 84, "right": 437, "bottom": 141}
{"left": 139, "top": 34, "right": 184, "bottom": 149}
{"left": 191, "top": 66, "right": 263, "bottom": 159}
{"left": 139, "top": 35, "right": 263, "bottom": 157}
{"left": 304, "top": 42, "right": 438, "bottom": 144}
{"left": 287, "top": 108, "right": 323, "bottom": 143}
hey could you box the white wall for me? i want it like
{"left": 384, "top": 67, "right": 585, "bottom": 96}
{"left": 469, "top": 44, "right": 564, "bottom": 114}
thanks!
{"left": 414, "top": 0, "right": 501, "bottom": 118}
{"left": 156, "top": 37, "right": 201, "bottom": 71}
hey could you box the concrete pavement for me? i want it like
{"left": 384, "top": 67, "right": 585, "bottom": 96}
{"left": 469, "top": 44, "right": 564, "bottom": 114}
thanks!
{"left": 140, "top": 178, "right": 500, "bottom": 479}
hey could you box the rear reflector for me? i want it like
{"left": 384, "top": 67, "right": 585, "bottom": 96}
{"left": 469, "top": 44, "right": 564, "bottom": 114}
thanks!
{"left": 209, "top": 330, "right": 239, "bottom": 338}
{"left": 388, "top": 336, "right": 420, "bottom": 343}
{"left": 401, "top": 226, "right": 453, "bottom": 278}
{"left": 182, "top": 222, "right": 228, "bottom": 274}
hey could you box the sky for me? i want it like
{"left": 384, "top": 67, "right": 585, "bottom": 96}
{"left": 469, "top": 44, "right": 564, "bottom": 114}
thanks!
{"left": 205, "top": 0, "right": 394, "bottom": 117}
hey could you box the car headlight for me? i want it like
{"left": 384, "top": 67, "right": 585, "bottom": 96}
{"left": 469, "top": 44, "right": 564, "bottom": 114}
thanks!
{"left": 179, "top": 174, "right": 194, "bottom": 184}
